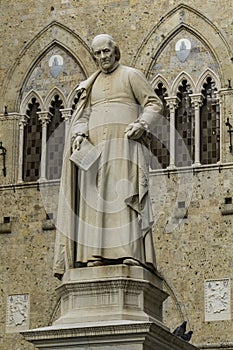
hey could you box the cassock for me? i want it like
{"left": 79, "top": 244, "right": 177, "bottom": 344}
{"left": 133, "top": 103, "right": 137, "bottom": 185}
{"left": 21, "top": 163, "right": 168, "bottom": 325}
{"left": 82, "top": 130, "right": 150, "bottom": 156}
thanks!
{"left": 53, "top": 64, "right": 162, "bottom": 277}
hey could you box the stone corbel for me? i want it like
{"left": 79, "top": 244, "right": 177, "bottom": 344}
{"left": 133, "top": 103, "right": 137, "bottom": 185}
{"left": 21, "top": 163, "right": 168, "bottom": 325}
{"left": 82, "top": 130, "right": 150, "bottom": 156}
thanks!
{"left": 220, "top": 203, "right": 233, "bottom": 215}
{"left": 0, "top": 217, "right": 12, "bottom": 234}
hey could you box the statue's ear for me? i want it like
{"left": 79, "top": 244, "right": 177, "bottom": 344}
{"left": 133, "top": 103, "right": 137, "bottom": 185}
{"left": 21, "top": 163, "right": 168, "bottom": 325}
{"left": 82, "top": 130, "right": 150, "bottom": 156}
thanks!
{"left": 91, "top": 51, "right": 98, "bottom": 65}
{"left": 115, "top": 46, "right": 121, "bottom": 61}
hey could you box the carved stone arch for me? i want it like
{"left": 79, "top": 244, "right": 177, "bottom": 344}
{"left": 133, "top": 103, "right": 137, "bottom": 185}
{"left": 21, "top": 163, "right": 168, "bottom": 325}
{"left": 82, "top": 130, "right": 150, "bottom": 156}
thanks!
{"left": 150, "top": 74, "right": 170, "bottom": 95}
{"left": 132, "top": 4, "right": 232, "bottom": 85}
{"left": 171, "top": 71, "right": 195, "bottom": 95}
{"left": 2, "top": 21, "right": 96, "bottom": 112}
{"left": 45, "top": 87, "right": 67, "bottom": 110}
{"left": 20, "top": 90, "right": 44, "bottom": 115}
{"left": 196, "top": 68, "right": 221, "bottom": 92}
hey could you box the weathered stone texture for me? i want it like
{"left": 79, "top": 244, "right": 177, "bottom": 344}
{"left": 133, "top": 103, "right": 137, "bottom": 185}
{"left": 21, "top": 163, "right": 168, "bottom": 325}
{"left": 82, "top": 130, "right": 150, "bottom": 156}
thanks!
{"left": 0, "top": 0, "right": 233, "bottom": 349}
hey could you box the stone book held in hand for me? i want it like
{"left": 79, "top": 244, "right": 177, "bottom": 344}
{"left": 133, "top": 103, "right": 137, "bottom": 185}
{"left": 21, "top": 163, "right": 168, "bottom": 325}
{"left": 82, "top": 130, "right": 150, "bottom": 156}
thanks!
{"left": 69, "top": 138, "right": 101, "bottom": 171}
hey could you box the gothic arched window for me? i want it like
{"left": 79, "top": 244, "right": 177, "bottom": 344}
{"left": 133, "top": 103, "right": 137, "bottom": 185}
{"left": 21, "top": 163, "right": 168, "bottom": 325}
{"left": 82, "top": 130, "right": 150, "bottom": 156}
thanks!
{"left": 151, "top": 83, "right": 170, "bottom": 169}
{"left": 23, "top": 98, "right": 42, "bottom": 182}
{"left": 175, "top": 80, "right": 194, "bottom": 167}
{"left": 46, "top": 95, "right": 65, "bottom": 180}
{"left": 200, "top": 77, "right": 220, "bottom": 164}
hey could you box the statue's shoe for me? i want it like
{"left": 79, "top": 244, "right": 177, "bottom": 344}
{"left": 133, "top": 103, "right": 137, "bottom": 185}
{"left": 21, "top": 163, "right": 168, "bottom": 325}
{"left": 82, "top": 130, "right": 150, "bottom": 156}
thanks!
{"left": 87, "top": 260, "right": 104, "bottom": 267}
{"left": 123, "top": 258, "right": 140, "bottom": 266}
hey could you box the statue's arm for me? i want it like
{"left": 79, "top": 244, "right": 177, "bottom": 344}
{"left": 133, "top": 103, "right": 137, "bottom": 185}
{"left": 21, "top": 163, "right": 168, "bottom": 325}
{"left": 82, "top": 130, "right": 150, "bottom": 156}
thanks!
{"left": 125, "top": 69, "right": 163, "bottom": 139}
{"left": 71, "top": 108, "right": 90, "bottom": 139}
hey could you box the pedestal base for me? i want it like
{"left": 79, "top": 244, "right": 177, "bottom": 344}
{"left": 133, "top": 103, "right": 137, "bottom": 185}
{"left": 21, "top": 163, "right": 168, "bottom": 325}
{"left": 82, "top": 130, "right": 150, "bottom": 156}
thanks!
{"left": 22, "top": 320, "right": 198, "bottom": 350}
{"left": 21, "top": 266, "right": 199, "bottom": 350}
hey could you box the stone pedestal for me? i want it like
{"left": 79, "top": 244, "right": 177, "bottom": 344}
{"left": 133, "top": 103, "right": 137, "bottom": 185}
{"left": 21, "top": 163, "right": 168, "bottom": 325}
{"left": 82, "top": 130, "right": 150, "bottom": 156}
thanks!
{"left": 54, "top": 265, "right": 168, "bottom": 326}
{"left": 22, "top": 320, "right": 199, "bottom": 350}
{"left": 21, "top": 266, "right": 199, "bottom": 350}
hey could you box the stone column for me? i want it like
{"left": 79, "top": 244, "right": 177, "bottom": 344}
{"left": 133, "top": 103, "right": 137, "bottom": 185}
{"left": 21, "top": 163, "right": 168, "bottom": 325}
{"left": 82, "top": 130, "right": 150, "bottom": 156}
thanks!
{"left": 165, "top": 97, "right": 179, "bottom": 169}
{"left": 17, "top": 115, "right": 29, "bottom": 183}
{"left": 190, "top": 93, "right": 203, "bottom": 166}
{"left": 60, "top": 108, "right": 72, "bottom": 142}
{"left": 37, "top": 112, "right": 51, "bottom": 181}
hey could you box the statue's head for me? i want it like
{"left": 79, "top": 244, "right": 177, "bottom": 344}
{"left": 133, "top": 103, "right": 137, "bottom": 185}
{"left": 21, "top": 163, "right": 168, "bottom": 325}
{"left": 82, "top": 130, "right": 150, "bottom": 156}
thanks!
{"left": 91, "top": 34, "right": 121, "bottom": 73}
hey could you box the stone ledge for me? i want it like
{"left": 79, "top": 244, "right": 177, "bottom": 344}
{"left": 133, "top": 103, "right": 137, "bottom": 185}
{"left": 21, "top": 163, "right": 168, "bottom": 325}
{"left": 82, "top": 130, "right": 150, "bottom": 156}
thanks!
{"left": 21, "top": 320, "right": 199, "bottom": 350}
{"left": 42, "top": 219, "right": 55, "bottom": 230}
{"left": 220, "top": 203, "right": 233, "bottom": 215}
{"left": 0, "top": 222, "right": 11, "bottom": 234}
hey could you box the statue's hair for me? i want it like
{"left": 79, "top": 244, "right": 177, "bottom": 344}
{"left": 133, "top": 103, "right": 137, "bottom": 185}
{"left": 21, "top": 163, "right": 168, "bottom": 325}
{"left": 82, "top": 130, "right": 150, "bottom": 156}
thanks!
{"left": 91, "top": 34, "right": 121, "bottom": 62}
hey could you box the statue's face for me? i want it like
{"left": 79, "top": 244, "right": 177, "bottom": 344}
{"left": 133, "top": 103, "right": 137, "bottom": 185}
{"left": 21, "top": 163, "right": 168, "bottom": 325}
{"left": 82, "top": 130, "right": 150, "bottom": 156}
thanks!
{"left": 92, "top": 37, "right": 116, "bottom": 72}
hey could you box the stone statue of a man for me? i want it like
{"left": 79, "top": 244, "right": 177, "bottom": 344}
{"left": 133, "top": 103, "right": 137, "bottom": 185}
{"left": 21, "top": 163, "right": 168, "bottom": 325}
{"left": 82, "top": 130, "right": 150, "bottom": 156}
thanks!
{"left": 53, "top": 34, "right": 163, "bottom": 279}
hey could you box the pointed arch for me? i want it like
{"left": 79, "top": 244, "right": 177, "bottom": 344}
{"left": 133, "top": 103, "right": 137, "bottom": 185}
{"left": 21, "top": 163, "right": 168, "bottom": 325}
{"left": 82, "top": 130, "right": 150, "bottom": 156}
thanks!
{"left": 45, "top": 87, "right": 67, "bottom": 110}
{"left": 171, "top": 71, "right": 195, "bottom": 95}
{"left": 196, "top": 68, "right": 221, "bottom": 92}
{"left": 20, "top": 90, "right": 44, "bottom": 114}
{"left": 2, "top": 21, "right": 96, "bottom": 111}
{"left": 132, "top": 4, "right": 232, "bottom": 85}
{"left": 150, "top": 74, "right": 170, "bottom": 95}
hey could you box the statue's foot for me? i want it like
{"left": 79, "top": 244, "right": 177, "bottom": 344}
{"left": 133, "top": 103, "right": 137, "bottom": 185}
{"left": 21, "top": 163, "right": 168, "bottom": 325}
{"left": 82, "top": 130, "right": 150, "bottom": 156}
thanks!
{"left": 123, "top": 258, "right": 140, "bottom": 266}
{"left": 87, "top": 260, "right": 104, "bottom": 267}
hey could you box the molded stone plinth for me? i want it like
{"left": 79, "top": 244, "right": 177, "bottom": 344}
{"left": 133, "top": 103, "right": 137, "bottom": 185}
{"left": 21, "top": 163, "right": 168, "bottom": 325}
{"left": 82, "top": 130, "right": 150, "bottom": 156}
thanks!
{"left": 21, "top": 266, "right": 199, "bottom": 349}
{"left": 53, "top": 265, "right": 168, "bottom": 326}
{"left": 21, "top": 320, "right": 199, "bottom": 350}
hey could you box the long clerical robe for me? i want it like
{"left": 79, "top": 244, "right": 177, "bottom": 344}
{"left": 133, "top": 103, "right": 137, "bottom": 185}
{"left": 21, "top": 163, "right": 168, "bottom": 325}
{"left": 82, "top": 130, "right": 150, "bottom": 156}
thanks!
{"left": 53, "top": 64, "right": 162, "bottom": 276}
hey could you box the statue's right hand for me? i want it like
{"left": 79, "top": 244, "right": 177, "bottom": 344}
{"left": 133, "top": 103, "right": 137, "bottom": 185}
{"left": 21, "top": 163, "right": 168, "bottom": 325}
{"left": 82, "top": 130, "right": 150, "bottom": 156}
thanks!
{"left": 72, "top": 135, "right": 84, "bottom": 152}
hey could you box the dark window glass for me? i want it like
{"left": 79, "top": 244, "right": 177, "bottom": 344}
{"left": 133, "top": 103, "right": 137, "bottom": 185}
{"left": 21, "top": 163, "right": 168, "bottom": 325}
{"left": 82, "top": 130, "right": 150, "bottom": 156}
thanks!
{"left": 200, "top": 77, "right": 220, "bottom": 164}
{"left": 23, "top": 98, "right": 41, "bottom": 181}
{"left": 46, "top": 95, "right": 65, "bottom": 180}
{"left": 150, "top": 83, "right": 170, "bottom": 170}
{"left": 175, "top": 80, "right": 194, "bottom": 167}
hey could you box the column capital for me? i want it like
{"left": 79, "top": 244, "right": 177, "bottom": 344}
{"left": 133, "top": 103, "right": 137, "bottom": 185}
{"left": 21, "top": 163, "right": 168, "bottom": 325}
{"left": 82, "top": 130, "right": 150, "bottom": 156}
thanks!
{"left": 190, "top": 93, "right": 204, "bottom": 108}
{"left": 37, "top": 111, "right": 52, "bottom": 125}
{"left": 164, "top": 96, "right": 180, "bottom": 112}
{"left": 216, "top": 88, "right": 233, "bottom": 106}
{"left": 60, "top": 108, "right": 73, "bottom": 122}
{"left": 18, "top": 114, "right": 30, "bottom": 127}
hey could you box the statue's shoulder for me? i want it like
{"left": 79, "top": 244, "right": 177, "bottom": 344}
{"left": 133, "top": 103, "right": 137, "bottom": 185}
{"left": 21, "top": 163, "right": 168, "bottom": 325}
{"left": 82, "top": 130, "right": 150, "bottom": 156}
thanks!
{"left": 76, "top": 70, "right": 101, "bottom": 93}
{"left": 120, "top": 65, "right": 145, "bottom": 79}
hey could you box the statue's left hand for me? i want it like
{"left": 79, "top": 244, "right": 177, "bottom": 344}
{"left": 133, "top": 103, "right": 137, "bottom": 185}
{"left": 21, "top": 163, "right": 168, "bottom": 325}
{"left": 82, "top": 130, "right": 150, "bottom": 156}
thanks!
{"left": 72, "top": 135, "right": 84, "bottom": 152}
{"left": 125, "top": 122, "right": 145, "bottom": 140}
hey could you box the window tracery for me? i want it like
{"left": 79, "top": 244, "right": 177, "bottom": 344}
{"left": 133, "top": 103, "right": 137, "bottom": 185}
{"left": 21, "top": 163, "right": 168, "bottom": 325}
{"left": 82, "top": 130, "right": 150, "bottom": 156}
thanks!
{"left": 151, "top": 72, "right": 220, "bottom": 170}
